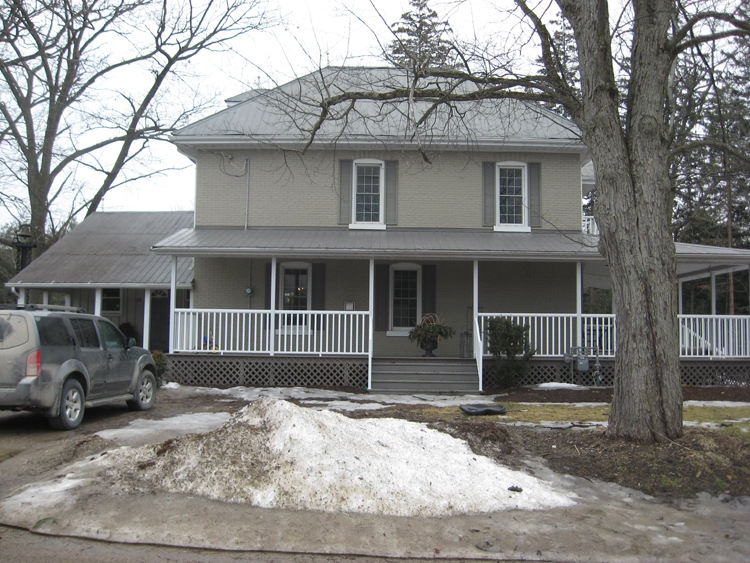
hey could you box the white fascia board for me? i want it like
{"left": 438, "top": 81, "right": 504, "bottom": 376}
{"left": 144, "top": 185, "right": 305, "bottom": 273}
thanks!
{"left": 5, "top": 282, "right": 193, "bottom": 290}
{"left": 171, "top": 136, "right": 587, "bottom": 154}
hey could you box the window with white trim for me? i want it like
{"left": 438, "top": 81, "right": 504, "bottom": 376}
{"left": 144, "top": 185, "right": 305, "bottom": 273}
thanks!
{"left": 496, "top": 161, "right": 530, "bottom": 232}
{"left": 351, "top": 159, "right": 385, "bottom": 228}
{"left": 102, "top": 288, "right": 121, "bottom": 313}
{"left": 389, "top": 264, "right": 421, "bottom": 332}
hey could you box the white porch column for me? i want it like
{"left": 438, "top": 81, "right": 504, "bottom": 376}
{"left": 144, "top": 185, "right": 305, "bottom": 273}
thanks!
{"left": 710, "top": 271, "right": 717, "bottom": 315}
{"left": 269, "top": 256, "right": 277, "bottom": 356}
{"left": 473, "top": 260, "right": 482, "bottom": 392}
{"left": 368, "top": 258, "right": 374, "bottom": 390}
{"left": 64, "top": 294, "right": 71, "bottom": 307}
{"left": 16, "top": 288, "right": 25, "bottom": 305}
{"left": 94, "top": 288, "right": 103, "bottom": 316}
{"left": 42, "top": 291, "right": 49, "bottom": 305}
{"left": 143, "top": 288, "right": 152, "bottom": 349}
{"left": 678, "top": 280, "right": 683, "bottom": 314}
{"left": 168, "top": 257, "right": 177, "bottom": 354}
{"left": 576, "top": 262, "right": 583, "bottom": 349}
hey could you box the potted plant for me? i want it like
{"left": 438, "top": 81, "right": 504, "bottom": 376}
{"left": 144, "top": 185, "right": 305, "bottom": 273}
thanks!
{"left": 408, "top": 313, "right": 456, "bottom": 357}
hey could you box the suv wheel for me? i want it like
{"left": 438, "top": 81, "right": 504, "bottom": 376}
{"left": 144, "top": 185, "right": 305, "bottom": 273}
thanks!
{"left": 49, "top": 379, "right": 85, "bottom": 430}
{"left": 127, "top": 370, "right": 156, "bottom": 411}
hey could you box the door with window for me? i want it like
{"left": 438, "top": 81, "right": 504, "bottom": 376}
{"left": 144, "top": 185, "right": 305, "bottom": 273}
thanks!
{"left": 69, "top": 317, "right": 108, "bottom": 397}
{"left": 97, "top": 320, "right": 138, "bottom": 394}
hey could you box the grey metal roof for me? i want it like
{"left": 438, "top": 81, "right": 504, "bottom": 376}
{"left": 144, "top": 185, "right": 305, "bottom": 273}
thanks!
{"left": 151, "top": 226, "right": 750, "bottom": 267}
{"left": 172, "top": 67, "right": 586, "bottom": 155}
{"left": 8, "top": 212, "right": 194, "bottom": 288}
{"left": 152, "top": 227, "right": 603, "bottom": 261}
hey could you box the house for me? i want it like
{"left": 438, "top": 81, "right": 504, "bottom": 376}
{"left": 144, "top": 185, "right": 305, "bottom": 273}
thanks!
{"left": 153, "top": 67, "right": 749, "bottom": 391}
{"left": 7, "top": 211, "right": 193, "bottom": 351}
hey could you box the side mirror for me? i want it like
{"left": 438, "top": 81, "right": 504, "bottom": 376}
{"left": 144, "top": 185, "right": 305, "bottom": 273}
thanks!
{"left": 126, "top": 337, "right": 137, "bottom": 349}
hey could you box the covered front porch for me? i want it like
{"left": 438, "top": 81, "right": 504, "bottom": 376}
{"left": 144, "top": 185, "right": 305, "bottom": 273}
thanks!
{"left": 152, "top": 226, "right": 750, "bottom": 391}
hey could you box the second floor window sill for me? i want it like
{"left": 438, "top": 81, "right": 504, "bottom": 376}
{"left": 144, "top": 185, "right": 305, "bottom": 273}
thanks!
{"left": 349, "top": 223, "right": 386, "bottom": 230}
{"left": 494, "top": 225, "right": 531, "bottom": 233}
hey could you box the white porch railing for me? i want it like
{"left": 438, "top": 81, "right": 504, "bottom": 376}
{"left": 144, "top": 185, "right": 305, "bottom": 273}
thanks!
{"left": 582, "top": 215, "right": 599, "bottom": 235}
{"left": 172, "top": 309, "right": 370, "bottom": 355}
{"left": 679, "top": 315, "right": 750, "bottom": 358}
{"left": 478, "top": 313, "right": 750, "bottom": 359}
{"left": 478, "top": 313, "right": 616, "bottom": 357}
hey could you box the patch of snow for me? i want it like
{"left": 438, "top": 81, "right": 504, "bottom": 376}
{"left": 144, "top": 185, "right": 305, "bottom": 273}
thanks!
{"left": 534, "top": 383, "right": 590, "bottom": 390}
{"left": 161, "top": 382, "right": 181, "bottom": 389}
{"left": 96, "top": 412, "right": 231, "bottom": 441}
{"left": 193, "top": 385, "right": 488, "bottom": 410}
{"left": 101, "top": 398, "right": 576, "bottom": 517}
{"left": 516, "top": 402, "right": 609, "bottom": 407}
{"left": 683, "top": 401, "right": 750, "bottom": 408}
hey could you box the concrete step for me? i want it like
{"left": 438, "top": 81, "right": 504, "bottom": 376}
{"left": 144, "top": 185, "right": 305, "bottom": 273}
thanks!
{"left": 370, "top": 358, "right": 480, "bottom": 394}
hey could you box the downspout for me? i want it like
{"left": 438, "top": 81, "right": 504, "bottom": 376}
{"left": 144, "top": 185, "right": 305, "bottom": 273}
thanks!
{"left": 576, "top": 262, "right": 582, "bottom": 349}
{"left": 244, "top": 158, "right": 250, "bottom": 230}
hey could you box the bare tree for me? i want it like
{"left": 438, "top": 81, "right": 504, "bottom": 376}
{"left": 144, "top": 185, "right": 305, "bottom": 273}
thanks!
{"left": 0, "top": 0, "right": 274, "bottom": 251}
{"left": 288, "top": 1, "right": 749, "bottom": 443}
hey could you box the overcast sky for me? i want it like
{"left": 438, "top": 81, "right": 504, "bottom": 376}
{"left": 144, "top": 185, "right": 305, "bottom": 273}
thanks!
{"left": 96, "top": 0, "right": 525, "bottom": 216}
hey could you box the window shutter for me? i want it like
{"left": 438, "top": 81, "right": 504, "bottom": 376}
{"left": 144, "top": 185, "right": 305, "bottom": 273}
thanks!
{"left": 311, "top": 264, "right": 325, "bottom": 310}
{"left": 529, "top": 162, "right": 542, "bottom": 228}
{"left": 374, "top": 264, "right": 389, "bottom": 331}
{"left": 422, "top": 264, "right": 436, "bottom": 316}
{"left": 339, "top": 160, "right": 353, "bottom": 224}
{"left": 385, "top": 160, "right": 398, "bottom": 225}
{"left": 482, "top": 162, "right": 495, "bottom": 226}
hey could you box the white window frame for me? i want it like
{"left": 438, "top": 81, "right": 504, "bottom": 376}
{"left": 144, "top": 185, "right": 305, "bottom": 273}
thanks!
{"left": 102, "top": 288, "right": 122, "bottom": 315}
{"left": 350, "top": 159, "right": 386, "bottom": 230}
{"left": 387, "top": 263, "right": 421, "bottom": 336}
{"left": 494, "top": 161, "right": 531, "bottom": 233}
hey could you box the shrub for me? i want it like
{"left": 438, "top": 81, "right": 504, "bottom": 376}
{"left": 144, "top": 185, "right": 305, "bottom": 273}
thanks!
{"left": 151, "top": 350, "right": 168, "bottom": 387}
{"left": 487, "top": 317, "right": 535, "bottom": 389}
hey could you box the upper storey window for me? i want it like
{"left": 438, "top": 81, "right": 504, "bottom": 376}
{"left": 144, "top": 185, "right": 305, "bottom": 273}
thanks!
{"left": 339, "top": 159, "right": 398, "bottom": 230}
{"left": 483, "top": 161, "right": 540, "bottom": 232}
{"left": 354, "top": 160, "right": 384, "bottom": 225}
{"left": 497, "top": 162, "right": 528, "bottom": 231}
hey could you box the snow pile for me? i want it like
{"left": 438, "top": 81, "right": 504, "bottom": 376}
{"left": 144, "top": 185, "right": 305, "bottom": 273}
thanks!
{"left": 102, "top": 398, "right": 575, "bottom": 517}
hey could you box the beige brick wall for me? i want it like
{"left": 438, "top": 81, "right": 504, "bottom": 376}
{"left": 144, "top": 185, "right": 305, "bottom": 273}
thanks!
{"left": 194, "top": 149, "right": 583, "bottom": 231}
{"left": 191, "top": 257, "right": 576, "bottom": 357}
{"left": 478, "top": 262, "right": 576, "bottom": 313}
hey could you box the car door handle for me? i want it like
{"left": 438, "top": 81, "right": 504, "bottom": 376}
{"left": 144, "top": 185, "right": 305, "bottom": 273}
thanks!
{"left": 107, "top": 354, "right": 113, "bottom": 361}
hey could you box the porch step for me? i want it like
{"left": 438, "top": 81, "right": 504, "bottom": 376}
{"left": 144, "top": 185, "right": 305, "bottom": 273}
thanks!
{"left": 370, "top": 358, "right": 480, "bottom": 394}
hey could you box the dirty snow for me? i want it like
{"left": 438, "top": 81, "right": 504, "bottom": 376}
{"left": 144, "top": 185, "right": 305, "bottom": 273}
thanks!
{"left": 534, "top": 382, "right": 591, "bottom": 390}
{"left": 195, "top": 385, "right": 488, "bottom": 410}
{"left": 100, "top": 397, "right": 575, "bottom": 517}
{"left": 95, "top": 412, "right": 231, "bottom": 442}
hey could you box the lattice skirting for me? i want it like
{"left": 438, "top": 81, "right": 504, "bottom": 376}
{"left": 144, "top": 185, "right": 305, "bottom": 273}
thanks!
{"left": 483, "top": 358, "right": 750, "bottom": 388}
{"left": 166, "top": 354, "right": 369, "bottom": 389}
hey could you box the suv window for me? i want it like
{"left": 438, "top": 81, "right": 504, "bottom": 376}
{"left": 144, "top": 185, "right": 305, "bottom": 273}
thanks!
{"left": 97, "top": 320, "right": 125, "bottom": 350}
{"left": 69, "top": 318, "right": 101, "bottom": 348}
{"left": 0, "top": 313, "right": 29, "bottom": 349}
{"left": 36, "top": 317, "right": 73, "bottom": 346}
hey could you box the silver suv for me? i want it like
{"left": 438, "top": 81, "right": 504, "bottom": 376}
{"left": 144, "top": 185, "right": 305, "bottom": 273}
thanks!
{"left": 0, "top": 305, "right": 157, "bottom": 430}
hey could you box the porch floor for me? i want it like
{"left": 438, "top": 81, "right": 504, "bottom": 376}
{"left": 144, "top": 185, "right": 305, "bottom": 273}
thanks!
{"left": 370, "top": 357, "right": 480, "bottom": 394}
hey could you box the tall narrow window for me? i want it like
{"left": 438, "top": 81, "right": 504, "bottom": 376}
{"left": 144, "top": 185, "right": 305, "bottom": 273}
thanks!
{"left": 495, "top": 162, "right": 529, "bottom": 232}
{"left": 352, "top": 160, "right": 385, "bottom": 226}
{"left": 282, "top": 268, "right": 308, "bottom": 311}
{"left": 390, "top": 264, "right": 421, "bottom": 331}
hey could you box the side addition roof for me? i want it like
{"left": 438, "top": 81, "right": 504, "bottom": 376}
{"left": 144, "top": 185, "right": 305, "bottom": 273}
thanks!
{"left": 7, "top": 212, "right": 194, "bottom": 289}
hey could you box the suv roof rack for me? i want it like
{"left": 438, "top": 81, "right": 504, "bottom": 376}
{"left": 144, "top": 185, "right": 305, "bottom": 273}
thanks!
{"left": 0, "top": 304, "right": 87, "bottom": 313}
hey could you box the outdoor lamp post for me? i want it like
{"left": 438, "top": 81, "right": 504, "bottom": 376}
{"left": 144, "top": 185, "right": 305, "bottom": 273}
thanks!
{"left": 12, "top": 224, "right": 36, "bottom": 273}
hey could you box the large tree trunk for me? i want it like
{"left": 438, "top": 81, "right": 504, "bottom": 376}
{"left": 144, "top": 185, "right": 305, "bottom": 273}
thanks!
{"left": 560, "top": 0, "right": 683, "bottom": 442}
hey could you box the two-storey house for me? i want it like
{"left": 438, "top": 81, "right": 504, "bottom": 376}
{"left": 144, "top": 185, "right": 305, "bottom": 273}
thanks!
{"left": 148, "top": 67, "right": 750, "bottom": 392}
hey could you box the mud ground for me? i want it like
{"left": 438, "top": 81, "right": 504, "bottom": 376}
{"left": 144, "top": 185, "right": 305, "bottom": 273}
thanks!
{"left": 0, "top": 385, "right": 749, "bottom": 562}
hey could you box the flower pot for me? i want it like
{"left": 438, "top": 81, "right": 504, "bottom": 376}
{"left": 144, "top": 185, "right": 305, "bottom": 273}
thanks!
{"left": 419, "top": 339, "right": 438, "bottom": 357}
